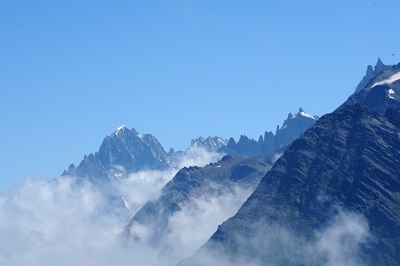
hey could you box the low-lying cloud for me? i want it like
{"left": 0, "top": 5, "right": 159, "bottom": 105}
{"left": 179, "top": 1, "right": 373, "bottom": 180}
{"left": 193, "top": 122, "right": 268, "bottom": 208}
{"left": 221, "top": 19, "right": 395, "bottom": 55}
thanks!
{"left": 0, "top": 146, "right": 371, "bottom": 266}
{"left": 0, "top": 147, "right": 225, "bottom": 266}
{"left": 126, "top": 183, "right": 255, "bottom": 265}
{"left": 174, "top": 146, "right": 223, "bottom": 169}
{"left": 0, "top": 178, "right": 123, "bottom": 266}
{"left": 185, "top": 208, "right": 371, "bottom": 266}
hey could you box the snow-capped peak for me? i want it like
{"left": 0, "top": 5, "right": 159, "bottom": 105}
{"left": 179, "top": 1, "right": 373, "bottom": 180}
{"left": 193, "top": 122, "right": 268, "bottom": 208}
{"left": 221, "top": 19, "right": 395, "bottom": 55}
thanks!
{"left": 113, "top": 125, "right": 129, "bottom": 136}
{"left": 117, "top": 125, "right": 127, "bottom": 132}
{"left": 371, "top": 72, "right": 400, "bottom": 88}
{"left": 293, "top": 108, "right": 317, "bottom": 120}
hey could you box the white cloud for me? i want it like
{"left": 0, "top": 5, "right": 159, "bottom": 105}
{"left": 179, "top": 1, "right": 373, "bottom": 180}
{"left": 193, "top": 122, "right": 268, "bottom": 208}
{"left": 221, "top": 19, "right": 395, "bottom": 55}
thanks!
{"left": 176, "top": 146, "right": 224, "bottom": 169}
{"left": 185, "top": 208, "right": 371, "bottom": 266}
{"left": 161, "top": 185, "right": 254, "bottom": 264}
{"left": 116, "top": 168, "right": 178, "bottom": 213}
{"left": 0, "top": 146, "right": 370, "bottom": 266}
{"left": 313, "top": 211, "right": 370, "bottom": 266}
{"left": 0, "top": 147, "right": 224, "bottom": 266}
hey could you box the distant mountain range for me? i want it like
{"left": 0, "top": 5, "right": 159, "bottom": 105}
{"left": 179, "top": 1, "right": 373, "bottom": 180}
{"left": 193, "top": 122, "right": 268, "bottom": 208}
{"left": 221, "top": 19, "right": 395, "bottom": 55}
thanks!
{"left": 62, "top": 58, "right": 400, "bottom": 265}
{"left": 62, "top": 110, "right": 317, "bottom": 181}
{"left": 221, "top": 108, "right": 318, "bottom": 157}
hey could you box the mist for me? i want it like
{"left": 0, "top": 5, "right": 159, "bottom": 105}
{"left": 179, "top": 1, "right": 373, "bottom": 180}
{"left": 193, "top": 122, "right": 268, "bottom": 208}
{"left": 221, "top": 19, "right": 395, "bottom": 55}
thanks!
{"left": 0, "top": 147, "right": 225, "bottom": 265}
{"left": 0, "top": 145, "right": 370, "bottom": 266}
{"left": 185, "top": 208, "right": 371, "bottom": 266}
{"left": 127, "top": 183, "right": 255, "bottom": 265}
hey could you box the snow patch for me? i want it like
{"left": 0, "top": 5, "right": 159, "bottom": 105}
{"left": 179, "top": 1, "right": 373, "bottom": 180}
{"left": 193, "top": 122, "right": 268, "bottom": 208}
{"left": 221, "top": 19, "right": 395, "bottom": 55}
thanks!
{"left": 371, "top": 72, "right": 400, "bottom": 88}
{"left": 386, "top": 88, "right": 396, "bottom": 100}
{"left": 298, "top": 112, "right": 317, "bottom": 120}
{"left": 122, "top": 196, "right": 131, "bottom": 209}
{"left": 114, "top": 125, "right": 128, "bottom": 136}
{"left": 117, "top": 125, "right": 127, "bottom": 131}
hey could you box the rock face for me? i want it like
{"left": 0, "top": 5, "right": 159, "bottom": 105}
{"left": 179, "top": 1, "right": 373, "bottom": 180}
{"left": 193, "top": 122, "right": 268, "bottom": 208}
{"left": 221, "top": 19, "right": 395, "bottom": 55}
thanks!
{"left": 62, "top": 126, "right": 174, "bottom": 181}
{"left": 183, "top": 104, "right": 400, "bottom": 266}
{"left": 124, "top": 149, "right": 284, "bottom": 262}
{"left": 220, "top": 108, "right": 318, "bottom": 157}
{"left": 354, "top": 58, "right": 391, "bottom": 94}
{"left": 344, "top": 63, "right": 400, "bottom": 114}
{"left": 62, "top": 126, "right": 229, "bottom": 182}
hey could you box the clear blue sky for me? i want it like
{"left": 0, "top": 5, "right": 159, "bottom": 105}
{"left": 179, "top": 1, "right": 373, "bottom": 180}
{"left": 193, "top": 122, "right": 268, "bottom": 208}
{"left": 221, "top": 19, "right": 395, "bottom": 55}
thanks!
{"left": 1, "top": 0, "right": 399, "bottom": 191}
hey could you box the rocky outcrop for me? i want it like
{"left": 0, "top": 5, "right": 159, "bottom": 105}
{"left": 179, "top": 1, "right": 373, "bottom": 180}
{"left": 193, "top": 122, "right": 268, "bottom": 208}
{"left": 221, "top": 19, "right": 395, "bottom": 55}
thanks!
{"left": 354, "top": 58, "right": 391, "bottom": 94}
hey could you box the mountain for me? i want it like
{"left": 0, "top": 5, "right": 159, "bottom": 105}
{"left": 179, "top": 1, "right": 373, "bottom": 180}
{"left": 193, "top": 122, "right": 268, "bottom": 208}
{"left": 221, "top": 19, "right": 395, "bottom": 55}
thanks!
{"left": 62, "top": 126, "right": 174, "bottom": 181}
{"left": 343, "top": 62, "right": 400, "bottom": 114}
{"left": 220, "top": 108, "right": 318, "bottom": 157}
{"left": 190, "top": 136, "right": 228, "bottom": 152}
{"left": 62, "top": 125, "right": 230, "bottom": 182}
{"left": 354, "top": 58, "right": 391, "bottom": 94}
{"left": 182, "top": 104, "right": 400, "bottom": 266}
{"left": 124, "top": 149, "right": 284, "bottom": 264}
{"left": 274, "top": 107, "right": 319, "bottom": 148}
{"left": 62, "top": 108, "right": 316, "bottom": 181}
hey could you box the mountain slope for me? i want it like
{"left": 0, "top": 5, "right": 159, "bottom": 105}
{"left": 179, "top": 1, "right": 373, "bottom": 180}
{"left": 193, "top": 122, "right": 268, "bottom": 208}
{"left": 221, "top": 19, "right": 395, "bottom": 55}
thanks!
{"left": 183, "top": 104, "right": 400, "bottom": 266}
{"left": 124, "top": 149, "right": 283, "bottom": 264}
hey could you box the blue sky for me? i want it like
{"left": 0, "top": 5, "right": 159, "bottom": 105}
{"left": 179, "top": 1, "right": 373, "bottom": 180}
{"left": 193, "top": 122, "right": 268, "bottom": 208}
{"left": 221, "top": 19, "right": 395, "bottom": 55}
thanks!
{"left": 1, "top": 0, "right": 400, "bottom": 191}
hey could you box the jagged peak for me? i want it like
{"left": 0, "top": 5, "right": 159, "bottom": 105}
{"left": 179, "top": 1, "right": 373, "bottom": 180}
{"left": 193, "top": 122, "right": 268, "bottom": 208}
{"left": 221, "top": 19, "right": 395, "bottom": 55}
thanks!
{"left": 117, "top": 125, "right": 127, "bottom": 131}
{"left": 374, "top": 57, "right": 391, "bottom": 73}
{"left": 354, "top": 59, "right": 391, "bottom": 94}
{"left": 239, "top": 135, "right": 249, "bottom": 142}
{"left": 113, "top": 125, "right": 128, "bottom": 135}
{"left": 366, "top": 65, "right": 374, "bottom": 75}
{"left": 189, "top": 136, "right": 227, "bottom": 152}
{"left": 227, "top": 137, "right": 236, "bottom": 146}
{"left": 376, "top": 57, "right": 384, "bottom": 68}
{"left": 112, "top": 125, "right": 142, "bottom": 139}
{"left": 282, "top": 108, "right": 317, "bottom": 122}
{"left": 191, "top": 136, "right": 206, "bottom": 146}
{"left": 277, "top": 108, "right": 318, "bottom": 134}
{"left": 296, "top": 108, "right": 317, "bottom": 120}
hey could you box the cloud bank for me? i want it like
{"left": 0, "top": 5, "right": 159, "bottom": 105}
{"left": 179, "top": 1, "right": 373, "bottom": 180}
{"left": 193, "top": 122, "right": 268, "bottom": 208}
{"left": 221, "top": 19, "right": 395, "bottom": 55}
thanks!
{"left": 0, "top": 146, "right": 371, "bottom": 266}
{"left": 0, "top": 147, "right": 225, "bottom": 266}
{"left": 185, "top": 208, "right": 371, "bottom": 266}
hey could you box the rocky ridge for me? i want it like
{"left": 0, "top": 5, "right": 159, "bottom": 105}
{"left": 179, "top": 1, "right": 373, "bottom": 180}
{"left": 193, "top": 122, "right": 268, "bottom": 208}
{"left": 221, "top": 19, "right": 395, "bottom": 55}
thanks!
{"left": 183, "top": 104, "right": 400, "bottom": 266}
